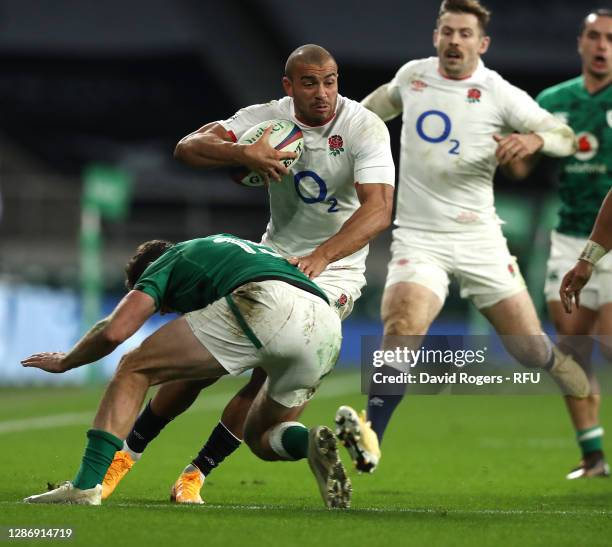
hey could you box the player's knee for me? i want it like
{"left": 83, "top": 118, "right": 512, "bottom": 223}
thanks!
{"left": 243, "top": 428, "right": 270, "bottom": 460}
{"left": 382, "top": 311, "right": 424, "bottom": 336}
{"left": 114, "top": 349, "right": 153, "bottom": 383}
{"left": 504, "top": 339, "right": 552, "bottom": 369}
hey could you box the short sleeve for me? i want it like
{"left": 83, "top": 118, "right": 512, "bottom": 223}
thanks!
{"left": 350, "top": 109, "right": 396, "bottom": 185}
{"left": 218, "top": 101, "right": 281, "bottom": 142}
{"left": 133, "top": 249, "right": 178, "bottom": 310}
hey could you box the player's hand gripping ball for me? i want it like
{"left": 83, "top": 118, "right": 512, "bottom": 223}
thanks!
{"left": 230, "top": 119, "right": 304, "bottom": 187}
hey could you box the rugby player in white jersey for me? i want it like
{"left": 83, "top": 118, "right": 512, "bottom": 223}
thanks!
{"left": 335, "top": 0, "right": 590, "bottom": 474}
{"left": 101, "top": 44, "right": 396, "bottom": 503}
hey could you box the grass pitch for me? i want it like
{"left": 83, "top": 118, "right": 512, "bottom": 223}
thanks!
{"left": 1, "top": 371, "right": 611, "bottom": 546}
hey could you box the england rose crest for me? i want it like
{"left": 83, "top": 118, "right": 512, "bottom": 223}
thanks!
{"left": 328, "top": 135, "right": 344, "bottom": 156}
{"left": 334, "top": 293, "right": 348, "bottom": 309}
{"left": 467, "top": 88, "right": 481, "bottom": 103}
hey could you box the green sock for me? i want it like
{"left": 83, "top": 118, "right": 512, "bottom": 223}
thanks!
{"left": 281, "top": 425, "right": 309, "bottom": 460}
{"left": 73, "top": 429, "right": 123, "bottom": 490}
{"left": 577, "top": 426, "right": 604, "bottom": 456}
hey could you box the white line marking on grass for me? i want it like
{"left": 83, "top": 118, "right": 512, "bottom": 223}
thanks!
{"left": 0, "top": 373, "right": 361, "bottom": 435}
{"left": 1, "top": 500, "right": 611, "bottom": 517}
{"left": 0, "top": 412, "right": 93, "bottom": 434}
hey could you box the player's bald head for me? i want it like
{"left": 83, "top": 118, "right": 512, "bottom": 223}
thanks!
{"left": 285, "top": 44, "right": 337, "bottom": 79}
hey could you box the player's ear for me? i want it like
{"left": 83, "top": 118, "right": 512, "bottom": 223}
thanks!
{"left": 282, "top": 76, "right": 293, "bottom": 97}
{"left": 479, "top": 35, "right": 490, "bottom": 55}
{"left": 433, "top": 28, "right": 439, "bottom": 48}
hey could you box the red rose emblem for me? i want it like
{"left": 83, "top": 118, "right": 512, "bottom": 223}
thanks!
{"left": 328, "top": 135, "right": 345, "bottom": 156}
{"left": 467, "top": 88, "right": 481, "bottom": 101}
{"left": 329, "top": 135, "right": 343, "bottom": 149}
{"left": 335, "top": 293, "right": 348, "bottom": 308}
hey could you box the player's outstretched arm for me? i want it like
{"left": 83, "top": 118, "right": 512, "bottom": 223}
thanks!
{"left": 290, "top": 183, "right": 393, "bottom": 278}
{"left": 560, "top": 189, "right": 612, "bottom": 313}
{"left": 174, "top": 123, "right": 295, "bottom": 182}
{"left": 21, "top": 291, "right": 156, "bottom": 373}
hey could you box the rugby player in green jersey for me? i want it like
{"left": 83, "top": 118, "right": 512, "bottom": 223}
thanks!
{"left": 100, "top": 44, "right": 394, "bottom": 504}
{"left": 561, "top": 188, "right": 612, "bottom": 308}
{"left": 509, "top": 9, "right": 612, "bottom": 478}
{"left": 21, "top": 235, "right": 351, "bottom": 508}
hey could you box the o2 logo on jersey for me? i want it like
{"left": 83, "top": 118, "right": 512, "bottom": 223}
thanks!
{"left": 415, "top": 110, "right": 460, "bottom": 155}
{"left": 575, "top": 132, "right": 598, "bottom": 161}
{"left": 294, "top": 171, "right": 339, "bottom": 213}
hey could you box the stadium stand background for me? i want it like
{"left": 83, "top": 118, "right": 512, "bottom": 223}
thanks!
{"left": 0, "top": 0, "right": 586, "bottom": 382}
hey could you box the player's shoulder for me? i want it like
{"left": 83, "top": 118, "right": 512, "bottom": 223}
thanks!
{"left": 338, "top": 96, "right": 390, "bottom": 136}
{"left": 478, "top": 63, "right": 519, "bottom": 90}
{"left": 393, "top": 57, "right": 436, "bottom": 82}
{"left": 536, "top": 77, "right": 583, "bottom": 105}
{"left": 230, "top": 97, "right": 290, "bottom": 119}
{"left": 479, "top": 64, "right": 534, "bottom": 102}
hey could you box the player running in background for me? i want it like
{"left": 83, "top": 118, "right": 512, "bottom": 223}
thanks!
{"left": 335, "top": 0, "right": 587, "bottom": 474}
{"left": 101, "top": 44, "right": 395, "bottom": 503}
{"left": 22, "top": 235, "right": 350, "bottom": 508}
{"left": 562, "top": 188, "right": 612, "bottom": 312}
{"left": 534, "top": 9, "right": 612, "bottom": 479}
{"left": 561, "top": 186, "right": 612, "bottom": 467}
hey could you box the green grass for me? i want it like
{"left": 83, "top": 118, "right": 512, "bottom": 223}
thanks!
{"left": 1, "top": 371, "right": 611, "bottom": 546}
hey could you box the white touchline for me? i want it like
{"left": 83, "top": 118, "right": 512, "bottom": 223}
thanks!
{"left": 0, "top": 500, "right": 610, "bottom": 516}
{"left": 0, "top": 372, "right": 361, "bottom": 435}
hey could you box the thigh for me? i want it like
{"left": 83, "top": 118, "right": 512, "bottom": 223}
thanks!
{"left": 480, "top": 290, "right": 542, "bottom": 335}
{"left": 547, "top": 300, "right": 598, "bottom": 336}
{"left": 547, "top": 301, "right": 597, "bottom": 368}
{"left": 480, "top": 291, "right": 553, "bottom": 366}
{"left": 381, "top": 282, "right": 444, "bottom": 336}
{"left": 126, "top": 316, "right": 228, "bottom": 385}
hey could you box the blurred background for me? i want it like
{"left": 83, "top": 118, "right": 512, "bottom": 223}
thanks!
{"left": 0, "top": 0, "right": 591, "bottom": 383}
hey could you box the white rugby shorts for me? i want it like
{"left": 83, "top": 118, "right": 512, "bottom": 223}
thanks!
{"left": 185, "top": 280, "right": 342, "bottom": 407}
{"left": 545, "top": 230, "right": 612, "bottom": 310}
{"left": 314, "top": 267, "right": 365, "bottom": 320}
{"left": 385, "top": 226, "right": 526, "bottom": 309}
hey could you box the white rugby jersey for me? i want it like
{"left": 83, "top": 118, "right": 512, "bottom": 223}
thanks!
{"left": 219, "top": 95, "right": 395, "bottom": 272}
{"left": 388, "top": 57, "right": 563, "bottom": 232}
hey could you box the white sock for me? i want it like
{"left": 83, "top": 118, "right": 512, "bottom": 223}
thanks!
{"left": 183, "top": 464, "right": 205, "bottom": 481}
{"left": 122, "top": 440, "right": 143, "bottom": 462}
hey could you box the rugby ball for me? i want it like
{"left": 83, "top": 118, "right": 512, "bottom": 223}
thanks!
{"left": 230, "top": 119, "right": 304, "bottom": 187}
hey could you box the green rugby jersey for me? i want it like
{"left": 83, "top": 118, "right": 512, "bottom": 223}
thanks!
{"left": 537, "top": 77, "right": 612, "bottom": 237}
{"left": 134, "top": 234, "right": 328, "bottom": 312}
